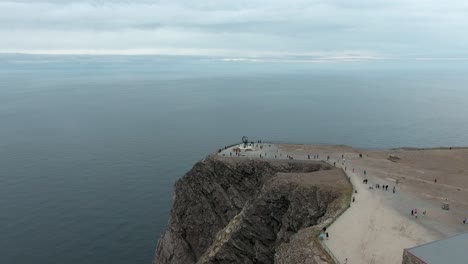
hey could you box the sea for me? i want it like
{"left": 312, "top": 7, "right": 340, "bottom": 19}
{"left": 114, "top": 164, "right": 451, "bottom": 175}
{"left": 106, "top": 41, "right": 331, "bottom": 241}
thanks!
{"left": 1, "top": 55, "right": 468, "bottom": 264}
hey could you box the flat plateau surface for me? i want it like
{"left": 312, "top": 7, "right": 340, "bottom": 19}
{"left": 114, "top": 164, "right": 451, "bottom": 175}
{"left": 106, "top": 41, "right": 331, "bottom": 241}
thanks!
{"left": 219, "top": 144, "right": 468, "bottom": 264}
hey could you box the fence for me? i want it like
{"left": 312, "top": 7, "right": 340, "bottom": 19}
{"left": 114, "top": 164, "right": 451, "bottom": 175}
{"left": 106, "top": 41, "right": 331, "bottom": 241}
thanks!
{"left": 314, "top": 161, "right": 354, "bottom": 264}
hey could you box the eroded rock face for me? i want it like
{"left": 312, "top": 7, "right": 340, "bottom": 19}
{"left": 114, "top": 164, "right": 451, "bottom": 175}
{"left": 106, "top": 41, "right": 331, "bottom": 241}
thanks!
{"left": 154, "top": 157, "right": 350, "bottom": 264}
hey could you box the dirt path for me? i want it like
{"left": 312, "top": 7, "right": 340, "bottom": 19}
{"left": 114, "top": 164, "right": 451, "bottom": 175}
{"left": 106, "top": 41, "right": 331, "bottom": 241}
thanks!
{"left": 323, "top": 167, "right": 438, "bottom": 264}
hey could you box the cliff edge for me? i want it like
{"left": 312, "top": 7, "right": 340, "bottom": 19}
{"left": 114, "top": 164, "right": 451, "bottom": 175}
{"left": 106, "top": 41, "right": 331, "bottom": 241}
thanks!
{"left": 154, "top": 156, "right": 352, "bottom": 264}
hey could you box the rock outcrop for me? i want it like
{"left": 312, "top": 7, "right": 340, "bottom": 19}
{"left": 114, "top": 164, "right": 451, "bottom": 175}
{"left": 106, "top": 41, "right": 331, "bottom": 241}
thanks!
{"left": 154, "top": 156, "right": 351, "bottom": 264}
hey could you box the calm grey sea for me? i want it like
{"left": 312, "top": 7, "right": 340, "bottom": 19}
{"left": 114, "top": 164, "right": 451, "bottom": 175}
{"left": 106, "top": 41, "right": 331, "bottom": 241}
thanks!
{"left": 1, "top": 55, "right": 468, "bottom": 264}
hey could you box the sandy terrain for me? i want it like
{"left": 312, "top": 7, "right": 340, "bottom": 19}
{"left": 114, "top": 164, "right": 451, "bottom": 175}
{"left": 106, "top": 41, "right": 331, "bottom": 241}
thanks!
{"left": 218, "top": 143, "right": 468, "bottom": 264}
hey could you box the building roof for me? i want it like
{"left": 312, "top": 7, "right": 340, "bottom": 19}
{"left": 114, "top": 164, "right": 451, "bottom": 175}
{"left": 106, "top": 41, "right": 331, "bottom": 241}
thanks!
{"left": 406, "top": 232, "right": 468, "bottom": 264}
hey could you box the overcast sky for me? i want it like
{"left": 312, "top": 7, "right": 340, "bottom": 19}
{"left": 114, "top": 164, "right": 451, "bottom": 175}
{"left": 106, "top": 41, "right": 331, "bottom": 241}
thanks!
{"left": 1, "top": 0, "right": 468, "bottom": 59}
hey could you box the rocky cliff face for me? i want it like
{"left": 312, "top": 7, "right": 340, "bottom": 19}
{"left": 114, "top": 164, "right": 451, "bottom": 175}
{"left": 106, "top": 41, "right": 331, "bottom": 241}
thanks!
{"left": 154, "top": 156, "right": 351, "bottom": 264}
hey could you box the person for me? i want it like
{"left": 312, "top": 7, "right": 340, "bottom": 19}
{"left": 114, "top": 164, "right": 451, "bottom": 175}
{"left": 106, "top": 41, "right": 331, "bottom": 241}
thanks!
{"left": 411, "top": 209, "right": 414, "bottom": 216}
{"left": 334, "top": 162, "right": 336, "bottom": 166}
{"left": 308, "top": 154, "right": 310, "bottom": 159}
{"left": 364, "top": 170, "right": 367, "bottom": 175}
{"left": 393, "top": 186, "right": 396, "bottom": 193}
{"left": 434, "top": 178, "right": 438, "bottom": 183}
{"left": 463, "top": 218, "right": 466, "bottom": 224}
{"left": 326, "top": 232, "right": 329, "bottom": 239}
{"left": 423, "top": 210, "right": 426, "bottom": 216}
{"left": 352, "top": 197, "right": 355, "bottom": 202}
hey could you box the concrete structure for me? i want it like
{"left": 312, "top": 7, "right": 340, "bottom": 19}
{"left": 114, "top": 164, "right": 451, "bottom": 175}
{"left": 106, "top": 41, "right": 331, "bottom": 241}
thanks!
{"left": 402, "top": 232, "right": 468, "bottom": 264}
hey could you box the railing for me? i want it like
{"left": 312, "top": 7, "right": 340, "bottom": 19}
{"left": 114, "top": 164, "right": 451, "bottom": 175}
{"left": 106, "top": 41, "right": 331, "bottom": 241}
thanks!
{"left": 314, "top": 160, "right": 354, "bottom": 264}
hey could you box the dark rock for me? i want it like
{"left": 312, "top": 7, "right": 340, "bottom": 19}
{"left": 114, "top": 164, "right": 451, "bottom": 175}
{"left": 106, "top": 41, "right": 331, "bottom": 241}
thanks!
{"left": 154, "top": 157, "right": 350, "bottom": 264}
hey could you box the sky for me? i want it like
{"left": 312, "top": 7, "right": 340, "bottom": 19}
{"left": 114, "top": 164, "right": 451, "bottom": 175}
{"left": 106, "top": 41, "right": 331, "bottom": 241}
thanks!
{"left": 1, "top": 0, "right": 468, "bottom": 60}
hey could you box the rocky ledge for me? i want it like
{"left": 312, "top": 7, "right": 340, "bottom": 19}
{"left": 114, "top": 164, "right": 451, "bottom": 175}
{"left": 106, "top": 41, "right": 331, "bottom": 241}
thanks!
{"left": 154, "top": 156, "right": 352, "bottom": 264}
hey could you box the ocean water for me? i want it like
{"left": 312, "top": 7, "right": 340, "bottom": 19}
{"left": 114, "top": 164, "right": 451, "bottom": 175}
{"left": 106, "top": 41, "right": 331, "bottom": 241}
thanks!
{"left": 1, "top": 55, "right": 468, "bottom": 264}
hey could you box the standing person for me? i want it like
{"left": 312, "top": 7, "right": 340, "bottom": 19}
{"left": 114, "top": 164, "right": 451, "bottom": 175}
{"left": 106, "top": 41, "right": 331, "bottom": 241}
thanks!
{"left": 411, "top": 209, "right": 414, "bottom": 216}
{"left": 364, "top": 170, "right": 367, "bottom": 175}
{"left": 393, "top": 186, "right": 396, "bottom": 193}
{"left": 326, "top": 232, "right": 329, "bottom": 239}
{"left": 463, "top": 218, "right": 466, "bottom": 224}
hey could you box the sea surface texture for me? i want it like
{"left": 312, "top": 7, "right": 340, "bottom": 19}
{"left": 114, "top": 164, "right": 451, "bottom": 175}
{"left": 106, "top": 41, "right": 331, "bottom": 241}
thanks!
{"left": 1, "top": 55, "right": 468, "bottom": 264}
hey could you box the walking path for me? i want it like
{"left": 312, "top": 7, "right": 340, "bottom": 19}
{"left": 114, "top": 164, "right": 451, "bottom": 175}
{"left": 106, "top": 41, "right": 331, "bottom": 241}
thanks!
{"left": 323, "top": 164, "right": 437, "bottom": 264}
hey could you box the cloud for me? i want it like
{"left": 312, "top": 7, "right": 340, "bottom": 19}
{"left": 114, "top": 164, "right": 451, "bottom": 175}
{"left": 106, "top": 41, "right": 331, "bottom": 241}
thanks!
{"left": 0, "top": 0, "right": 467, "bottom": 58}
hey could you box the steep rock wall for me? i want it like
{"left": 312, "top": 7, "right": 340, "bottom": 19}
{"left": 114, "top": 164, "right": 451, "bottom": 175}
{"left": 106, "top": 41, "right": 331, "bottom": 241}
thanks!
{"left": 155, "top": 157, "right": 350, "bottom": 264}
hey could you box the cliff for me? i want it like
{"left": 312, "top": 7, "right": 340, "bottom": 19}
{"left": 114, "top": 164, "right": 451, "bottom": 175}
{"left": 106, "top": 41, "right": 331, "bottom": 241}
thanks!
{"left": 154, "top": 156, "right": 352, "bottom": 264}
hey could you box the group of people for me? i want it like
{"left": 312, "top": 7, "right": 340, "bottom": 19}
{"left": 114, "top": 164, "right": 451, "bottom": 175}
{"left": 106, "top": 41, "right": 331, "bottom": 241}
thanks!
{"left": 362, "top": 178, "right": 396, "bottom": 193}
{"left": 411, "top": 209, "right": 426, "bottom": 218}
{"left": 319, "top": 227, "right": 330, "bottom": 241}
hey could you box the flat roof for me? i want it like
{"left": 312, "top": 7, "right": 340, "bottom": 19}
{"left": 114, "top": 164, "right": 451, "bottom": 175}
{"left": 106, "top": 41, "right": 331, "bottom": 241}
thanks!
{"left": 406, "top": 232, "right": 468, "bottom": 264}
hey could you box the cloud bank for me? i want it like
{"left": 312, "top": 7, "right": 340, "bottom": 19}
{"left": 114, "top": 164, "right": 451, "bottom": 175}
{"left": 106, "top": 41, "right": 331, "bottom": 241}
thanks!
{"left": 1, "top": 0, "right": 467, "bottom": 59}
